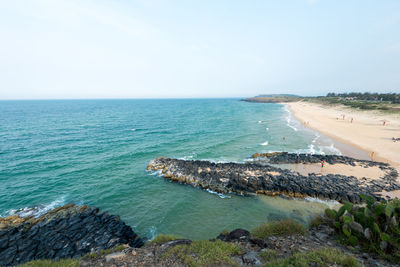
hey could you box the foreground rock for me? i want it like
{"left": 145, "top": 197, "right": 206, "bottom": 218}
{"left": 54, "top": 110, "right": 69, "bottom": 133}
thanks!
{"left": 81, "top": 225, "right": 395, "bottom": 267}
{"left": 147, "top": 153, "right": 400, "bottom": 203}
{"left": 0, "top": 204, "right": 143, "bottom": 266}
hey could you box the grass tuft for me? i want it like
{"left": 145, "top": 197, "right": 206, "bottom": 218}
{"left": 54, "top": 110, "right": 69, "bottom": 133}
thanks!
{"left": 147, "top": 234, "right": 181, "bottom": 245}
{"left": 309, "top": 214, "right": 327, "bottom": 228}
{"left": 259, "top": 249, "right": 278, "bottom": 262}
{"left": 264, "top": 248, "right": 361, "bottom": 267}
{"left": 162, "top": 239, "right": 242, "bottom": 266}
{"left": 21, "top": 259, "right": 80, "bottom": 267}
{"left": 251, "top": 219, "right": 306, "bottom": 239}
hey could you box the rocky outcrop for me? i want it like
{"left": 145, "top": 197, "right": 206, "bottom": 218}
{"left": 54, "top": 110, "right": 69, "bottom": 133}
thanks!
{"left": 147, "top": 154, "right": 400, "bottom": 203}
{"left": 251, "top": 152, "right": 393, "bottom": 167}
{"left": 0, "top": 204, "right": 143, "bottom": 266}
{"left": 80, "top": 225, "right": 395, "bottom": 267}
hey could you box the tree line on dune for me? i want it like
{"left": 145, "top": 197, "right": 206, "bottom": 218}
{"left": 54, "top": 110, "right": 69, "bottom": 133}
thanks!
{"left": 325, "top": 92, "right": 400, "bottom": 104}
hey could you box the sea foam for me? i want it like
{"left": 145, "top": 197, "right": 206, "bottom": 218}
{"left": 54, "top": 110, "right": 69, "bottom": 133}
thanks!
{"left": 261, "top": 141, "right": 269, "bottom": 146}
{"left": 5, "top": 196, "right": 66, "bottom": 218}
{"left": 206, "top": 189, "right": 231, "bottom": 199}
{"left": 283, "top": 105, "right": 298, "bottom": 132}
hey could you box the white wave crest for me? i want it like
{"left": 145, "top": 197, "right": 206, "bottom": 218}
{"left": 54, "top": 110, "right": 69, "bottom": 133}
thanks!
{"left": 206, "top": 189, "right": 231, "bottom": 199}
{"left": 148, "top": 226, "right": 157, "bottom": 241}
{"left": 178, "top": 155, "right": 195, "bottom": 160}
{"left": 283, "top": 105, "right": 298, "bottom": 132}
{"left": 148, "top": 169, "right": 163, "bottom": 176}
{"left": 6, "top": 196, "right": 66, "bottom": 218}
{"left": 304, "top": 197, "right": 339, "bottom": 208}
{"left": 324, "top": 144, "right": 342, "bottom": 155}
{"left": 261, "top": 141, "right": 269, "bottom": 146}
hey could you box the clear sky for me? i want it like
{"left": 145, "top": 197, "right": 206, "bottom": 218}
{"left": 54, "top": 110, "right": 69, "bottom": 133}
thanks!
{"left": 1, "top": 0, "right": 399, "bottom": 99}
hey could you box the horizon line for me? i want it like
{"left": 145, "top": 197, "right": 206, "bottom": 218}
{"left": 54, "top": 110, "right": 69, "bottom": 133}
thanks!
{"left": 0, "top": 96, "right": 253, "bottom": 101}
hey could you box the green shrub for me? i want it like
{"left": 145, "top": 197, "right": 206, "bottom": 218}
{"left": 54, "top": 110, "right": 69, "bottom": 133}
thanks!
{"left": 162, "top": 239, "right": 242, "bottom": 266}
{"left": 264, "top": 248, "right": 361, "bottom": 267}
{"left": 251, "top": 219, "right": 306, "bottom": 239}
{"left": 147, "top": 234, "right": 181, "bottom": 245}
{"left": 21, "top": 259, "right": 80, "bottom": 267}
{"left": 325, "top": 196, "right": 400, "bottom": 262}
{"left": 309, "top": 214, "right": 326, "bottom": 228}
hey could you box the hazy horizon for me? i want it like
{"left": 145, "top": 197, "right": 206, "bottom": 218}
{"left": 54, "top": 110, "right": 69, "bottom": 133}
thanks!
{"left": 1, "top": 0, "right": 399, "bottom": 100}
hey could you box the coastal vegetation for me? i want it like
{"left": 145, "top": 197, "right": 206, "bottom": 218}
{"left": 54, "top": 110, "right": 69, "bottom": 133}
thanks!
{"left": 251, "top": 219, "right": 306, "bottom": 238}
{"left": 162, "top": 239, "right": 243, "bottom": 266}
{"left": 326, "top": 92, "right": 400, "bottom": 103}
{"left": 3, "top": 187, "right": 399, "bottom": 266}
{"left": 20, "top": 218, "right": 366, "bottom": 266}
{"left": 306, "top": 96, "right": 400, "bottom": 113}
{"left": 147, "top": 234, "right": 181, "bottom": 245}
{"left": 21, "top": 212, "right": 400, "bottom": 266}
{"left": 325, "top": 196, "right": 400, "bottom": 262}
{"left": 242, "top": 95, "right": 301, "bottom": 103}
{"left": 243, "top": 92, "right": 400, "bottom": 113}
{"left": 264, "top": 248, "right": 361, "bottom": 267}
{"left": 21, "top": 258, "right": 80, "bottom": 267}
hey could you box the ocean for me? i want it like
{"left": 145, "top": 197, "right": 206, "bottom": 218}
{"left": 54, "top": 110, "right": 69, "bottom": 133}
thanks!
{"left": 0, "top": 99, "right": 343, "bottom": 240}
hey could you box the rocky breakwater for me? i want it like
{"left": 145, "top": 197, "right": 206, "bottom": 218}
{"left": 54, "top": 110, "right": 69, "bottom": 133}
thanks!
{"left": 147, "top": 154, "right": 400, "bottom": 203}
{"left": 0, "top": 204, "right": 144, "bottom": 266}
{"left": 251, "top": 152, "right": 395, "bottom": 166}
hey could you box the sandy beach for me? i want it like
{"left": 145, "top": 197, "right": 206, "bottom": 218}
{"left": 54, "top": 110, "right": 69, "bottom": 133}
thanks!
{"left": 286, "top": 101, "right": 400, "bottom": 167}
{"left": 286, "top": 101, "right": 400, "bottom": 199}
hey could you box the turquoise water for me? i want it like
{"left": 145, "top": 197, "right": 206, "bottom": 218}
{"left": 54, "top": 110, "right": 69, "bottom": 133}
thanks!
{"left": 0, "top": 99, "right": 340, "bottom": 239}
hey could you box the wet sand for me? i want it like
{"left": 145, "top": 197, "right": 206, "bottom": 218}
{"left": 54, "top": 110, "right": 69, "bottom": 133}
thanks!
{"left": 273, "top": 163, "right": 386, "bottom": 181}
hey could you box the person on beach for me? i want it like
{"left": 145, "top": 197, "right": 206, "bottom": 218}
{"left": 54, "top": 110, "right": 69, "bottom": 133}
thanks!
{"left": 371, "top": 152, "right": 375, "bottom": 160}
{"left": 321, "top": 160, "right": 325, "bottom": 168}
{"left": 351, "top": 118, "right": 353, "bottom": 123}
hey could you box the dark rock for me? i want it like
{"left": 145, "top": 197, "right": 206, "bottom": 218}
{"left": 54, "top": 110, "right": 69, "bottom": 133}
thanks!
{"left": 225, "top": 229, "right": 250, "bottom": 241}
{"left": 242, "top": 251, "right": 262, "bottom": 266}
{"left": 250, "top": 237, "right": 268, "bottom": 248}
{"left": 0, "top": 204, "right": 143, "bottom": 266}
{"left": 147, "top": 154, "right": 400, "bottom": 203}
{"left": 0, "top": 234, "right": 8, "bottom": 249}
{"left": 0, "top": 245, "right": 17, "bottom": 266}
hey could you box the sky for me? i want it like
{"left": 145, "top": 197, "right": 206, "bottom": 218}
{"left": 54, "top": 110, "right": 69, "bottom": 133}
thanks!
{"left": 0, "top": 0, "right": 399, "bottom": 99}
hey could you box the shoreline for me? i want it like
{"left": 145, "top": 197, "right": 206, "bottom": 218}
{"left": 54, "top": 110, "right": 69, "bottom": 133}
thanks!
{"left": 282, "top": 104, "right": 370, "bottom": 161}
{"left": 284, "top": 101, "right": 400, "bottom": 169}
